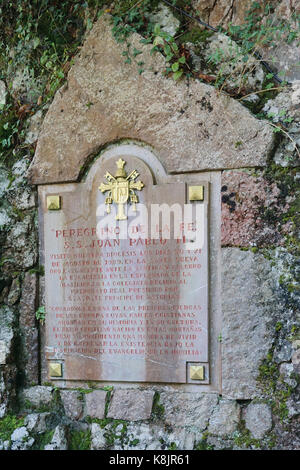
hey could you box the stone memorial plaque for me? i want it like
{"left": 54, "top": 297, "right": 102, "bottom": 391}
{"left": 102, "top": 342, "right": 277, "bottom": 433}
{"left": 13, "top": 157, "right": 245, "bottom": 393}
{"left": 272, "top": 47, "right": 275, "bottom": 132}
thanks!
{"left": 39, "top": 146, "right": 210, "bottom": 384}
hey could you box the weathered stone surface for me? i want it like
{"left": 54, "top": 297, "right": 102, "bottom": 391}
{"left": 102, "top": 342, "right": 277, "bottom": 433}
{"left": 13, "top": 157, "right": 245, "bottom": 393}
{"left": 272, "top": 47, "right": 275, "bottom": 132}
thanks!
{"left": 7, "top": 278, "right": 21, "bottom": 306}
{"left": 222, "top": 249, "right": 274, "bottom": 399}
{"left": 19, "top": 272, "right": 37, "bottom": 329}
{"left": 160, "top": 392, "right": 218, "bottom": 428}
{"left": 10, "top": 426, "right": 35, "bottom": 450}
{"left": 193, "top": 0, "right": 253, "bottom": 28}
{"left": 29, "top": 15, "right": 274, "bottom": 184}
{"left": 60, "top": 390, "right": 83, "bottom": 420}
{"left": 273, "top": 340, "right": 293, "bottom": 364}
{"left": 0, "top": 341, "right": 8, "bottom": 365}
{"left": 208, "top": 399, "right": 241, "bottom": 436}
{"left": 84, "top": 390, "right": 106, "bottom": 419}
{"left": 19, "top": 272, "right": 39, "bottom": 385}
{"left": 279, "top": 363, "right": 298, "bottom": 389}
{"left": 0, "top": 80, "right": 6, "bottom": 106}
{"left": 221, "top": 170, "right": 291, "bottom": 247}
{"left": 90, "top": 423, "right": 106, "bottom": 450}
{"left": 25, "top": 110, "right": 43, "bottom": 144}
{"left": 0, "top": 403, "right": 7, "bottom": 418}
{"left": 4, "top": 215, "right": 38, "bottom": 271}
{"left": 263, "top": 89, "right": 300, "bottom": 167}
{"left": 147, "top": 3, "right": 180, "bottom": 36}
{"left": 24, "top": 412, "right": 57, "bottom": 434}
{"left": 22, "top": 385, "right": 53, "bottom": 408}
{"left": 0, "top": 306, "right": 14, "bottom": 364}
{"left": 204, "top": 33, "right": 264, "bottom": 92}
{"left": 107, "top": 390, "right": 155, "bottom": 421}
{"left": 244, "top": 403, "right": 272, "bottom": 439}
{"left": 262, "top": 39, "right": 300, "bottom": 84}
{"left": 291, "top": 81, "right": 300, "bottom": 107}
{"left": 292, "top": 341, "right": 300, "bottom": 367}
{"left": 11, "top": 426, "right": 29, "bottom": 442}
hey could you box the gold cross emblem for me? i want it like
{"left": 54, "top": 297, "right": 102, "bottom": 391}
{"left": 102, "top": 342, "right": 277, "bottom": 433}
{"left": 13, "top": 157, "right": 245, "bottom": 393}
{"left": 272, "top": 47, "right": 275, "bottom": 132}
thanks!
{"left": 99, "top": 158, "right": 145, "bottom": 220}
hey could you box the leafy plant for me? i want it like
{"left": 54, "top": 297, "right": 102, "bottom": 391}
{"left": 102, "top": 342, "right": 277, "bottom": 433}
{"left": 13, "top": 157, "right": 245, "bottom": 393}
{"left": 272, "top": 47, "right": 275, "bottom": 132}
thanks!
{"left": 35, "top": 305, "right": 46, "bottom": 325}
{"left": 152, "top": 24, "right": 187, "bottom": 80}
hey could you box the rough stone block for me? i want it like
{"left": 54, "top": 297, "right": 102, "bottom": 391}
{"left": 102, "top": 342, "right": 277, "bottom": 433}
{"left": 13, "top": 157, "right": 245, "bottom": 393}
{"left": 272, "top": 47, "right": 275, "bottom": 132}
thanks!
{"left": 244, "top": 403, "right": 272, "bottom": 439}
{"left": 0, "top": 341, "right": 7, "bottom": 365}
{"left": 107, "top": 389, "right": 155, "bottom": 421}
{"left": 0, "top": 306, "right": 14, "bottom": 364}
{"left": 19, "top": 272, "right": 37, "bottom": 329}
{"left": 91, "top": 423, "right": 106, "bottom": 450}
{"left": 221, "top": 170, "right": 290, "bottom": 247}
{"left": 84, "top": 390, "right": 107, "bottom": 420}
{"left": 0, "top": 80, "right": 6, "bottom": 106}
{"left": 22, "top": 386, "right": 53, "bottom": 408}
{"left": 29, "top": 15, "right": 274, "bottom": 185}
{"left": 160, "top": 392, "right": 219, "bottom": 429}
{"left": 60, "top": 390, "right": 83, "bottom": 420}
{"left": 208, "top": 399, "right": 241, "bottom": 436}
{"left": 24, "top": 412, "right": 57, "bottom": 434}
{"left": 221, "top": 248, "right": 275, "bottom": 399}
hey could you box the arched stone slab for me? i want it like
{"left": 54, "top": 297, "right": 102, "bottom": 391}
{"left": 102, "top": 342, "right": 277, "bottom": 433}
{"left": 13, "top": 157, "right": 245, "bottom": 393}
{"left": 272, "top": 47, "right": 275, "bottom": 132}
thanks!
{"left": 29, "top": 14, "right": 274, "bottom": 185}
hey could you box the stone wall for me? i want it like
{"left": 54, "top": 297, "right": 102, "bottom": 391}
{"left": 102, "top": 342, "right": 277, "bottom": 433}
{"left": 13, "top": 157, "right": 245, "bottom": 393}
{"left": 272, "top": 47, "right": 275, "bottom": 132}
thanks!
{"left": 0, "top": 1, "right": 299, "bottom": 450}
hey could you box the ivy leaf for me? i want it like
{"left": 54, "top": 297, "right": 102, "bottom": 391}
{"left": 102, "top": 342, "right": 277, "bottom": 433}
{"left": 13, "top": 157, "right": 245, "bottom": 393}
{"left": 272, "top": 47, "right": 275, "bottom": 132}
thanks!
{"left": 173, "top": 70, "right": 183, "bottom": 81}
{"left": 172, "top": 62, "right": 179, "bottom": 72}
{"left": 153, "top": 36, "right": 164, "bottom": 46}
{"left": 165, "top": 53, "right": 174, "bottom": 61}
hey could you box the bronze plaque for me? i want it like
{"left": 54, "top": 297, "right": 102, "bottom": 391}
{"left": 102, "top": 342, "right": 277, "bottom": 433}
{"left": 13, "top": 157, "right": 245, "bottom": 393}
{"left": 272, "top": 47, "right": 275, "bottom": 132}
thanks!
{"left": 39, "top": 153, "right": 209, "bottom": 384}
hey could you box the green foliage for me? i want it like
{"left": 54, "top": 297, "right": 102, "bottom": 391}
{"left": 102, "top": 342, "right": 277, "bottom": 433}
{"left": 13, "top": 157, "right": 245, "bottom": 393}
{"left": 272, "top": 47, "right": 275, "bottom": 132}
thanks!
{"left": 233, "top": 422, "right": 261, "bottom": 449}
{"left": 35, "top": 305, "right": 46, "bottom": 325}
{"left": 152, "top": 24, "right": 187, "bottom": 80}
{"left": 69, "top": 429, "right": 92, "bottom": 450}
{"left": 102, "top": 420, "right": 128, "bottom": 447}
{"left": 151, "top": 392, "right": 165, "bottom": 420}
{"left": 194, "top": 432, "right": 214, "bottom": 450}
{"left": 28, "top": 265, "right": 45, "bottom": 276}
{"left": 178, "top": 27, "right": 214, "bottom": 45}
{"left": 0, "top": 415, "right": 25, "bottom": 442}
{"left": 257, "top": 347, "right": 279, "bottom": 394}
{"left": 31, "top": 429, "right": 55, "bottom": 450}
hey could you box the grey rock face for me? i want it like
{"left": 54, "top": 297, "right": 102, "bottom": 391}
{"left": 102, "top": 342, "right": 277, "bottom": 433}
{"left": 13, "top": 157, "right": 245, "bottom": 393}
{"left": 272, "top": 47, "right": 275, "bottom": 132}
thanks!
{"left": 244, "top": 403, "right": 272, "bottom": 439}
{"left": 91, "top": 423, "right": 106, "bottom": 450}
{"left": 147, "top": 3, "right": 180, "bottom": 36}
{"left": 24, "top": 412, "right": 57, "bottom": 434}
{"left": 10, "top": 426, "right": 34, "bottom": 450}
{"left": 7, "top": 278, "right": 21, "bottom": 306}
{"left": 0, "top": 80, "right": 7, "bottom": 106}
{"left": 160, "top": 392, "right": 219, "bottom": 429}
{"left": 22, "top": 386, "right": 53, "bottom": 408}
{"left": 108, "top": 389, "right": 155, "bottom": 421}
{"left": 60, "top": 390, "right": 83, "bottom": 420}
{"left": 0, "top": 306, "right": 14, "bottom": 365}
{"left": 25, "top": 110, "right": 43, "bottom": 144}
{"left": 221, "top": 249, "right": 275, "bottom": 399}
{"left": 84, "top": 390, "right": 107, "bottom": 419}
{"left": 208, "top": 399, "right": 241, "bottom": 436}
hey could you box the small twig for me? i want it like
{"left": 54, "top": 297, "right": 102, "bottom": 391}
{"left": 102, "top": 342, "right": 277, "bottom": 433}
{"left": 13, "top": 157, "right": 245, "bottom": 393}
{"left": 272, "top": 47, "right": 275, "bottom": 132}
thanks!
{"left": 237, "top": 87, "right": 286, "bottom": 101}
